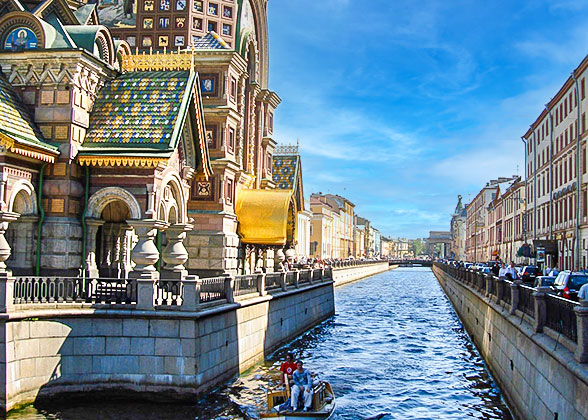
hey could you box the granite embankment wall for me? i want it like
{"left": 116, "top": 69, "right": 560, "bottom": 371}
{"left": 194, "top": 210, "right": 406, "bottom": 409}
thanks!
{"left": 1, "top": 282, "right": 334, "bottom": 411}
{"left": 433, "top": 265, "right": 588, "bottom": 420}
{"left": 332, "top": 262, "right": 390, "bottom": 286}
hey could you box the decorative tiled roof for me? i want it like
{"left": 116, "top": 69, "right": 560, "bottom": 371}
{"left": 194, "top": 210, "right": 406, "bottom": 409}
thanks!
{"left": 0, "top": 74, "right": 58, "bottom": 153}
{"left": 192, "top": 32, "right": 230, "bottom": 50}
{"left": 83, "top": 71, "right": 192, "bottom": 150}
{"left": 272, "top": 155, "right": 298, "bottom": 190}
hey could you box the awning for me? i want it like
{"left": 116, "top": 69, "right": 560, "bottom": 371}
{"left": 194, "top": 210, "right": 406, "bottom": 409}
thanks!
{"left": 235, "top": 189, "right": 296, "bottom": 245}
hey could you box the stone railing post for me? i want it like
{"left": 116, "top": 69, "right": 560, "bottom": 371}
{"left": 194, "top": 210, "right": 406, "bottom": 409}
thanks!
{"left": 0, "top": 272, "right": 15, "bottom": 313}
{"left": 128, "top": 219, "right": 167, "bottom": 310}
{"left": 294, "top": 269, "right": 300, "bottom": 288}
{"left": 533, "top": 286, "right": 550, "bottom": 333}
{"left": 494, "top": 277, "right": 503, "bottom": 304}
{"left": 574, "top": 301, "right": 588, "bottom": 363}
{"left": 280, "top": 271, "right": 287, "bottom": 291}
{"left": 257, "top": 272, "right": 266, "bottom": 296}
{"left": 484, "top": 275, "right": 490, "bottom": 297}
{"left": 224, "top": 274, "right": 235, "bottom": 304}
{"left": 320, "top": 268, "right": 325, "bottom": 280}
{"left": 510, "top": 281, "right": 521, "bottom": 315}
{"left": 308, "top": 269, "right": 314, "bottom": 285}
{"left": 181, "top": 275, "right": 200, "bottom": 311}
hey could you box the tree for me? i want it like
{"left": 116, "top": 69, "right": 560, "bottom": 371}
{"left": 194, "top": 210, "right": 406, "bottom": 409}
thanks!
{"left": 410, "top": 239, "right": 423, "bottom": 256}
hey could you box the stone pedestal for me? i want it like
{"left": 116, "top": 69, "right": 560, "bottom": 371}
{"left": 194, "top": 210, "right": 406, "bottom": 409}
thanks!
{"left": 128, "top": 220, "right": 167, "bottom": 310}
{"left": 574, "top": 301, "right": 588, "bottom": 363}
{"left": 510, "top": 281, "right": 520, "bottom": 315}
{"left": 294, "top": 269, "right": 300, "bottom": 289}
{"left": 0, "top": 212, "right": 19, "bottom": 273}
{"left": 494, "top": 278, "right": 504, "bottom": 304}
{"left": 224, "top": 274, "right": 235, "bottom": 304}
{"left": 257, "top": 273, "right": 266, "bottom": 296}
{"left": 181, "top": 275, "right": 200, "bottom": 311}
{"left": 280, "top": 271, "right": 287, "bottom": 291}
{"left": 161, "top": 223, "right": 191, "bottom": 279}
{"left": 85, "top": 218, "right": 105, "bottom": 278}
{"left": 533, "top": 286, "right": 550, "bottom": 333}
{"left": 0, "top": 272, "right": 14, "bottom": 313}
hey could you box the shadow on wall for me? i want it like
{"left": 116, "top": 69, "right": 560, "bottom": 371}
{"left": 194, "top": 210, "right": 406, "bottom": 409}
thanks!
{"left": 7, "top": 310, "right": 241, "bottom": 412}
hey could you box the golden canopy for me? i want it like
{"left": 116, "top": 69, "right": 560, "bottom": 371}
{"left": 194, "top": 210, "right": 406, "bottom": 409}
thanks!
{"left": 235, "top": 189, "right": 296, "bottom": 245}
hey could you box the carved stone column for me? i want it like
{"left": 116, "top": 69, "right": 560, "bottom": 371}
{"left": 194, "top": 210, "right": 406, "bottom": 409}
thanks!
{"left": 509, "top": 281, "right": 520, "bottom": 315}
{"left": 128, "top": 219, "right": 167, "bottom": 310}
{"left": 85, "top": 218, "right": 105, "bottom": 278}
{"left": 0, "top": 212, "right": 19, "bottom": 273}
{"left": 161, "top": 223, "right": 191, "bottom": 279}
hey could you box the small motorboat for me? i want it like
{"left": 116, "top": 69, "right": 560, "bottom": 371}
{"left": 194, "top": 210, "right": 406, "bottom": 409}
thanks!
{"left": 260, "top": 375, "right": 336, "bottom": 419}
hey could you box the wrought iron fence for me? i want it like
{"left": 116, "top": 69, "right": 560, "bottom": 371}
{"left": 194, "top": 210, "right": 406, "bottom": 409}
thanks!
{"left": 545, "top": 295, "right": 578, "bottom": 342}
{"left": 200, "top": 277, "right": 226, "bottom": 303}
{"left": 155, "top": 280, "right": 182, "bottom": 306}
{"left": 13, "top": 276, "right": 137, "bottom": 304}
{"left": 299, "top": 269, "right": 311, "bottom": 284}
{"left": 234, "top": 274, "right": 258, "bottom": 296}
{"left": 265, "top": 272, "right": 282, "bottom": 290}
{"left": 517, "top": 285, "right": 535, "bottom": 318}
{"left": 285, "top": 272, "right": 297, "bottom": 287}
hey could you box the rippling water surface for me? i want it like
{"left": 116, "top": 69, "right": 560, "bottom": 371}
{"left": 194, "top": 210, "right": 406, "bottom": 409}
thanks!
{"left": 10, "top": 267, "right": 513, "bottom": 420}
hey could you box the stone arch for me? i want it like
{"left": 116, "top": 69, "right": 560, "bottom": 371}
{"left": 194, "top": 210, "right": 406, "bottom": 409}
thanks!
{"left": 157, "top": 171, "right": 187, "bottom": 225}
{"left": 6, "top": 179, "right": 38, "bottom": 275}
{"left": 8, "top": 179, "right": 37, "bottom": 215}
{"left": 87, "top": 186, "right": 142, "bottom": 220}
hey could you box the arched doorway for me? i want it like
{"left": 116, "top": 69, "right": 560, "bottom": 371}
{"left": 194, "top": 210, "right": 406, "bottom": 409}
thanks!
{"left": 6, "top": 184, "right": 38, "bottom": 275}
{"left": 95, "top": 201, "right": 132, "bottom": 278}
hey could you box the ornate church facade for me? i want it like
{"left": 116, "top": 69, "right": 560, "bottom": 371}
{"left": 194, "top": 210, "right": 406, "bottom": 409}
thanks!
{"left": 0, "top": 0, "right": 303, "bottom": 278}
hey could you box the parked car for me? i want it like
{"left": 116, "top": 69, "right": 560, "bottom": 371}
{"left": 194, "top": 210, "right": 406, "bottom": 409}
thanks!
{"left": 520, "top": 265, "right": 542, "bottom": 283}
{"left": 551, "top": 271, "right": 588, "bottom": 300}
{"left": 533, "top": 275, "right": 556, "bottom": 289}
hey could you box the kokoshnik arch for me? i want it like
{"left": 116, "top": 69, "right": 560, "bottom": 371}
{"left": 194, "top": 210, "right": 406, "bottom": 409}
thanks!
{"left": 0, "top": 0, "right": 307, "bottom": 279}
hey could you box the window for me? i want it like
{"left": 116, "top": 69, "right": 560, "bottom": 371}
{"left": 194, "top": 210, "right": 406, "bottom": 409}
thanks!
{"left": 208, "top": 21, "right": 217, "bottom": 32}
{"left": 225, "top": 178, "right": 234, "bottom": 204}
{"left": 582, "top": 78, "right": 586, "bottom": 100}
{"left": 228, "top": 127, "right": 235, "bottom": 152}
{"left": 582, "top": 112, "right": 586, "bottom": 133}
{"left": 229, "top": 77, "right": 237, "bottom": 100}
{"left": 206, "top": 125, "right": 217, "bottom": 148}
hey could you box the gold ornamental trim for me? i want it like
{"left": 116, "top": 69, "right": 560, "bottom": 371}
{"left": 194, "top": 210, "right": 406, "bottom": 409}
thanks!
{"left": 121, "top": 49, "right": 194, "bottom": 72}
{"left": 0, "top": 132, "right": 16, "bottom": 150}
{"left": 78, "top": 155, "right": 168, "bottom": 167}
{"left": 10, "top": 146, "right": 56, "bottom": 163}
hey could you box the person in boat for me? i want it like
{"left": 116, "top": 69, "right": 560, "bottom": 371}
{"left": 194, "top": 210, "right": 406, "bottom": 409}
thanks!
{"left": 280, "top": 353, "right": 297, "bottom": 385}
{"left": 291, "top": 360, "right": 313, "bottom": 412}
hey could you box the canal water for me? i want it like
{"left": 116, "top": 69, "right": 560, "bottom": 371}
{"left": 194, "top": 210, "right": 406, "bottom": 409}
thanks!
{"left": 10, "top": 267, "right": 513, "bottom": 420}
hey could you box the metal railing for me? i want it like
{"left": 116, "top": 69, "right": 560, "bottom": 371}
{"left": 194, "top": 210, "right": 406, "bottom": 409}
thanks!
{"left": 234, "top": 274, "right": 258, "bottom": 297}
{"left": 199, "top": 277, "right": 227, "bottom": 303}
{"left": 545, "top": 294, "right": 578, "bottom": 343}
{"left": 517, "top": 285, "right": 536, "bottom": 318}
{"left": 13, "top": 276, "right": 137, "bottom": 305}
{"left": 265, "top": 272, "right": 282, "bottom": 290}
{"left": 9, "top": 266, "right": 335, "bottom": 310}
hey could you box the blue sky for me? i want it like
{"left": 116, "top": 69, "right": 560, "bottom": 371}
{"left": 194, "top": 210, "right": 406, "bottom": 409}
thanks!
{"left": 266, "top": 0, "right": 588, "bottom": 239}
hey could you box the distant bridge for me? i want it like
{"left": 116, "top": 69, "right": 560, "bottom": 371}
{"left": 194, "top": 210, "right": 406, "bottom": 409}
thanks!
{"left": 389, "top": 259, "right": 433, "bottom": 267}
